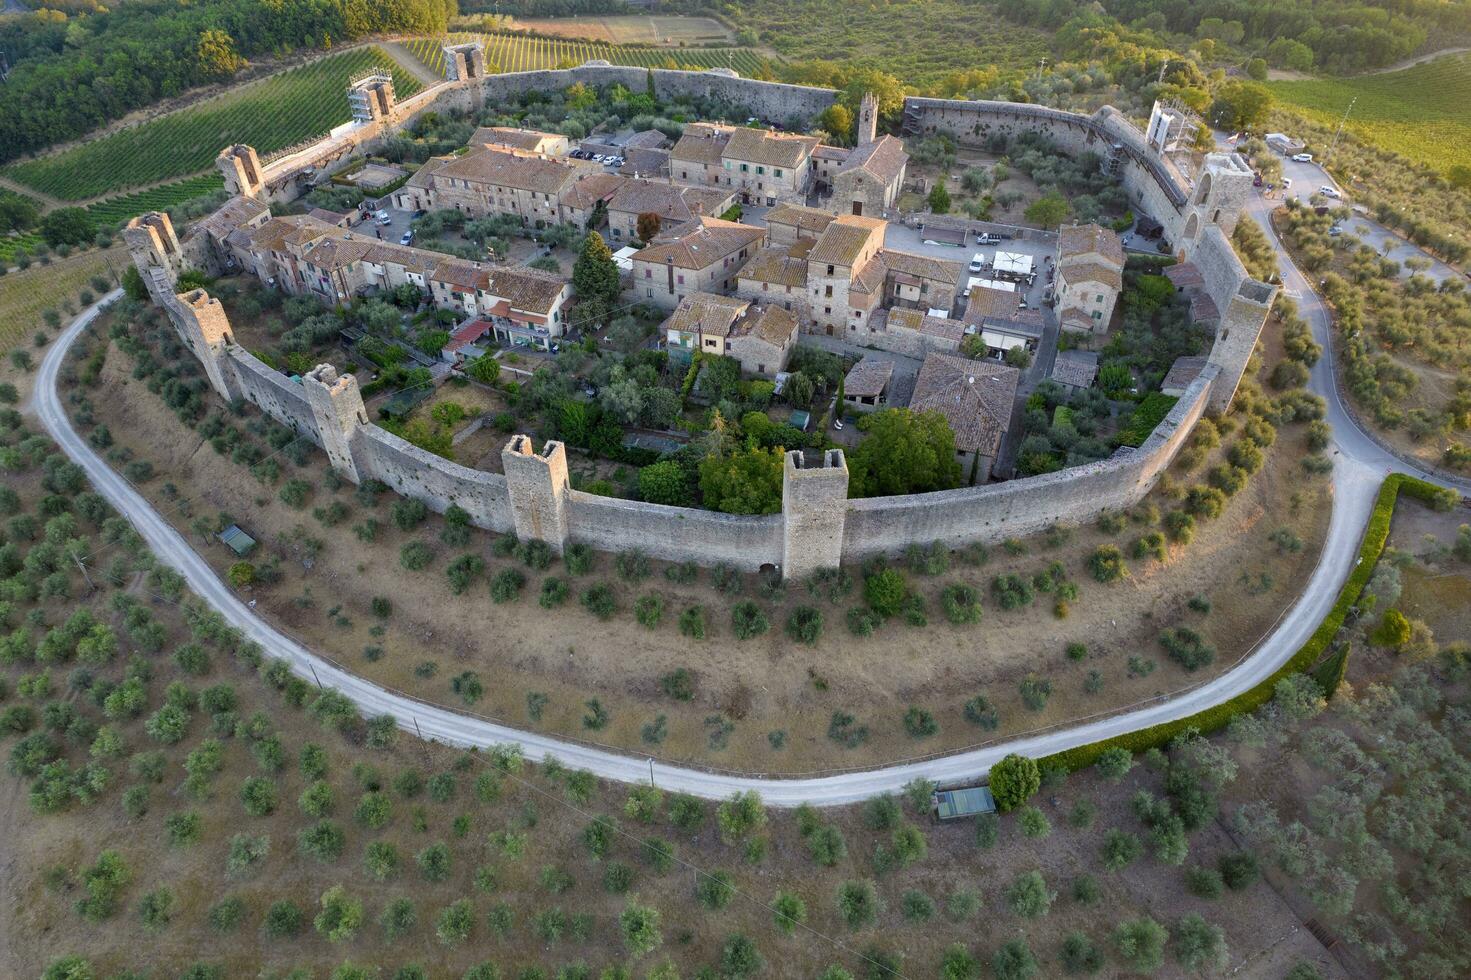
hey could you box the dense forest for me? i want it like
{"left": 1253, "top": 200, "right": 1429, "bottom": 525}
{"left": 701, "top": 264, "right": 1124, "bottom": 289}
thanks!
{"left": 0, "top": 0, "right": 456, "bottom": 164}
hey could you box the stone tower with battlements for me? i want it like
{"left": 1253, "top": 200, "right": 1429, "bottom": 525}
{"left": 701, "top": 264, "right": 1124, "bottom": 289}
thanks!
{"left": 502, "top": 436, "right": 571, "bottom": 552}
{"left": 1180, "top": 152, "right": 1253, "bottom": 251}
{"left": 164, "top": 289, "right": 242, "bottom": 404}
{"left": 217, "top": 145, "right": 264, "bottom": 199}
{"left": 444, "top": 42, "right": 487, "bottom": 82}
{"left": 781, "top": 449, "right": 849, "bottom": 580}
{"left": 857, "top": 92, "right": 878, "bottom": 146}
{"left": 303, "top": 365, "right": 368, "bottom": 483}
{"left": 123, "top": 212, "right": 183, "bottom": 294}
{"left": 1192, "top": 224, "right": 1277, "bottom": 413}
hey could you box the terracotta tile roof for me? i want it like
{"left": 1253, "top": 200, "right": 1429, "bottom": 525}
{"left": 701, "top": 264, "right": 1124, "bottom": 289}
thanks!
{"left": 808, "top": 215, "right": 885, "bottom": 267}
{"left": 445, "top": 320, "right": 492, "bottom": 353}
{"left": 1058, "top": 222, "right": 1125, "bottom": 267}
{"left": 837, "top": 135, "right": 908, "bottom": 184}
{"left": 609, "top": 181, "right": 732, "bottom": 224}
{"left": 908, "top": 353, "right": 1019, "bottom": 456}
{"left": 812, "top": 145, "right": 849, "bottom": 161}
{"left": 665, "top": 292, "right": 748, "bottom": 336}
{"left": 471, "top": 126, "right": 564, "bottom": 152}
{"left": 559, "top": 172, "right": 627, "bottom": 211}
{"left": 430, "top": 258, "right": 483, "bottom": 291}
{"left": 965, "top": 285, "right": 1017, "bottom": 323}
{"left": 618, "top": 147, "right": 670, "bottom": 178}
{"left": 196, "top": 195, "right": 269, "bottom": 241}
{"left": 1164, "top": 262, "right": 1204, "bottom": 288}
{"left": 1050, "top": 350, "right": 1099, "bottom": 388}
{"left": 625, "top": 129, "right": 669, "bottom": 150}
{"left": 1059, "top": 260, "right": 1122, "bottom": 292}
{"left": 300, "top": 236, "right": 372, "bottom": 271}
{"left": 633, "top": 216, "right": 764, "bottom": 270}
{"left": 1190, "top": 292, "right": 1220, "bottom": 323}
{"left": 404, "top": 156, "right": 451, "bottom": 190}
{"left": 879, "top": 307, "right": 964, "bottom": 341}
{"left": 482, "top": 266, "right": 568, "bottom": 315}
{"left": 722, "top": 127, "right": 819, "bottom": 169}
{"left": 670, "top": 126, "right": 729, "bottom": 165}
{"left": 764, "top": 203, "right": 835, "bottom": 238}
{"left": 436, "top": 146, "right": 583, "bottom": 195}
{"left": 878, "top": 248, "right": 962, "bottom": 285}
{"left": 844, "top": 357, "right": 893, "bottom": 399}
{"left": 1161, "top": 355, "right": 1209, "bottom": 392}
{"left": 731, "top": 305, "right": 798, "bottom": 346}
{"left": 736, "top": 241, "right": 813, "bottom": 289}
{"left": 848, "top": 255, "right": 887, "bottom": 296}
{"left": 1059, "top": 306, "right": 1096, "bottom": 332}
{"left": 242, "top": 215, "right": 335, "bottom": 254}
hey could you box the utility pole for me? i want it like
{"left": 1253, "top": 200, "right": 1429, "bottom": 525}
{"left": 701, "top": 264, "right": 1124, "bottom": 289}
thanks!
{"left": 71, "top": 553, "right": 95, "bottom": 592}
{"left": 1157, "top": 60, "right": 1168, "bottom": 85}
{"left": 1035, "top": 58, "right": 1047, "bottom": 80}
{"left": 1328, "top": 96, "right": 1356, "bottom": 169}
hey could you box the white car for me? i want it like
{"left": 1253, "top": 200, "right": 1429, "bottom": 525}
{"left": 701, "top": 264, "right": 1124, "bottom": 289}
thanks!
{"left": 1292, "top": 153, "right": 1313, "bottom": 162}
{"left": 1318, "top": 185, "right": 1341, "bottom": 199}
{"left": 968, "top": 253, "right": 985, "bottom": 273}
{"left": 374, "top": 210, "right": 390, "bottom": 221}
{"left": 1282, "top": 178, "right": 1293, "bottom": 190}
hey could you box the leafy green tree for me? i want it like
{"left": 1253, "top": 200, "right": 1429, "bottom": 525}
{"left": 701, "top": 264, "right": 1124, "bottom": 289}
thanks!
{"left": 1210, "top": 81, "right": 1274, "bottom": 130}
{"left": 1006, "top": 870, "right": 1053, "bottom": 918}
{"left": 863, "top": 568, "right": 909, "bottom": 617}
{"left": 638, "top": 461, "right": 693, "bottom": 507}
{"left": 1172, "top": 914, "right": 1228, "bottom": 971}
{"left": 1024, "top": 192, "right": 1069, "bottom": 228}
{"left": 992, "top": 938, "right": 1038, "bottom": 980}
{"left": 435, "top": 899, "right": 474, "bottom": 946}
{"left": 847, "top": 409, "right": 962, "bottom": 496}
{"left": 773, "top": 890, "right": 807, "bottom": 935}
{"left": 835, "top": 879, "right": 879, "bottom": 930}
{"left": 620, "top": 901, "right": 662, "bottom": 956}
{"left": 989, "top": 754, "right": 1040, "bottom": 811}
{"left": 928, "top": 182, "right": 951, "bottom": 214}
{"left": 717, "top": 790, "right": 767, "bottom": 843}
{"left": 314, "top": 885, "right": 363, "bottom": 942}
{"left": 699, "top": 446, "right": 784, "bottom": 514}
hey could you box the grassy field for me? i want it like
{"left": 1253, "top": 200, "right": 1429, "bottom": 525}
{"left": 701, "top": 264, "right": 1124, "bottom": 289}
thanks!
{"left": 403, "top": 33, "right": 772, "bottom": 79}
{"left": 509, "top": 15, "right": 734, "bottom": 45}
{"left": 0, "top": 247, "right": 122, "bottom": 353}
{"left": 2, "top": 47, "right": 422, "bottom": 203}
{"left": 1269, "top": 53, "right": 1471, "bottom": 176}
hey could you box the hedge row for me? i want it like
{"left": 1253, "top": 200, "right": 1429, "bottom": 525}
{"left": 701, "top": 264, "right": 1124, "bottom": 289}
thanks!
{"left": 1038, "top": 473, "right": 1444, "bottom": 773}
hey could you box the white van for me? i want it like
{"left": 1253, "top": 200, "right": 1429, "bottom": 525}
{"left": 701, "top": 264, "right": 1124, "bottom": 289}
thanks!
{"left": 968, "top": 253, "right": 986, "bottom": 273}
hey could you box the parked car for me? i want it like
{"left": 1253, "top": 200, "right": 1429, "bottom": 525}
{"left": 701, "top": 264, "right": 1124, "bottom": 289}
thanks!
{"left": 374, "top": 209, "right": 389, "bottom": 220}
{"left": 1319, "top": 185, "right": 1341, "bottom": 199}
{"left": 1282, "top": 178, "right": 1293, "bottom": 190}
{"left": 968, "top": 253, "right": 986, "bottom": 273}
{"left": 1328, "top": 226, "right": 1343, "bottom": 237}
{"left": 376, "top": 216, "right": 392, "bottom": 226}
{"left": 399, "top": 231, "right": 413, "bottom": 246}
{"left": 1292, "top": 152, "right": 1313, "bottom": 162}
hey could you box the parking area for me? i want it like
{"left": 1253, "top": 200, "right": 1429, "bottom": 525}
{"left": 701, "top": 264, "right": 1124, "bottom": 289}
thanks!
{"left": 883, "top": 223, "right": 1057, "bottom": 314}
{"left": 360, "top": 200, "right": 418, "bottom": 248}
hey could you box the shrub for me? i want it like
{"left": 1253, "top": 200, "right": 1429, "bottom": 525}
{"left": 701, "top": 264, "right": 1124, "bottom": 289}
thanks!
{"left": 836, "top": 879, "right": 879, "bottom": 930}
{"left": 941, "top": 584, "right": 981, "bottom": 624}
{"left": 1005, "top": 870, "right": 1052, "bottom": 918}
{"left": 399, "top": 542, "right": 433, "bottom": 571}
{"left": 616, "top": 549, "right": 651, "bottom": 582}
{"left": 731, "top": 601, "right": 768, "bottom": 640}
{"left": 1018, "top": 807, "right": 1051, "bottom": 838}
{"left": 1113, "top": 917, "right": 1168, "bottom": 973}
{"left": 1172, "top": 913, "right": 1228, "bottom": 971}
{"left": 902, "top": 706, "right": 938, "bottom": 739}
{"left": 446, "top": 554, "right": 485, "bottom": 594}
{"left": 538, "top": 576, "right": 568, "bottom": 608}
{"left": 785, "top": 605, "right": 822, "bottom": 644}
{"left": 580, "top": 583, "right": 617, "bottom": 619}
{"left": 635, "top": 593, "right": 664, "bottom": 628}
{"left": 827, "top": 711, "right": 869, "bottom": 748}
{"left": 563, "top": 542, "right": 593, "bottom": 574}
{"left": 1018, "top": 675, "right": 1051, "bottom": 711}
{"left": 1087, "top": 545, "right": 1127, "bottom": 583}
{"left": 1060, "top": 932, "right": 1104, "bottom": 975}
{"left": 1218, "top": 851, "right": 1259, "bottom": 890}
{"left": 1101, "top": 829, "right": 1143, "bottom": 870}
{"left": 1186, "top": 866, "right": 1224, "bottom": 899}
{"left": 678, "top": 606, "right": 706, "bottom": 639}
{"left": 845, "top": 607, "right": 881, "bottom": 635}
{"left": 863, "top": 568, "right": 909, "bottom": 617}
{"left": 991, "top": 574, "right": 1033, "bottom": 610}
{"left": 773, "top": 891, "right": 807, "bottom": 935}
{"left": 695, "top": 871, "right": 734, "bottom": 910}
{"left": 1159, "top": 627, "right": 1215, "bottom": 671}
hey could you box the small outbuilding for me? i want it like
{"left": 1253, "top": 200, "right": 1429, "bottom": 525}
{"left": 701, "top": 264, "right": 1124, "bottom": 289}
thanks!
{"left": 1051, "top": 349, "right": 1100, "bottom": 389}
{"left": 934, "top": 786, "right": 996, "bottom": 820}
{"left": 219, "top": 525, "right": 257, "bottom": 557}
{"left": 843, "top": 357, "right": 894, "bottom": 409}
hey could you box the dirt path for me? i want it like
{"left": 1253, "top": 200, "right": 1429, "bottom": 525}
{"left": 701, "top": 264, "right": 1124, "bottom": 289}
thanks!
{"left": 383, "top": 39, "right": 444, "bottom": 87}
{"left": 0, "top": 174, "right": 62, "bottom": 209}
{"left": 1357, "top": 46, "right": 1470, "bottom": 75}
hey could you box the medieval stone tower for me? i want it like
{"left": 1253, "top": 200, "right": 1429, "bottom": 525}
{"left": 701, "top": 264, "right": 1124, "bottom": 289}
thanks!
{"left": 781, "top": 449, "right": 849, "bottom": 579}
{"left": 122, "top": 212, "right": 183, "bottom": 292}
{"left": 347, "top": 71, "right": 396, "bottom": 124}
{"left": 217, "top": 145, "right": 264, "bottom": 199}
{"left": 857, "top": 92, "right": 878, "bottom": 146}
{"left": 443, "top": 42, "right": 487, "bottom": 82}
{"left": 1180, "top": 152, "right": 1253, "bottom": 249}
{"left": 303, "top": 365, "right": 368, "bottom": 483}
{"left": 166, "top": 289, "right": 242, "bottom": 404}
{"left": 502, "top": 436, "right": 572, "bottom": 552}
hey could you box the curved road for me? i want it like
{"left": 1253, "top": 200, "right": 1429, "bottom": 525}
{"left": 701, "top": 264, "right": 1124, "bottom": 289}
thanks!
{"left": 31, "top": 228, "right": 1457, "bottom": 803}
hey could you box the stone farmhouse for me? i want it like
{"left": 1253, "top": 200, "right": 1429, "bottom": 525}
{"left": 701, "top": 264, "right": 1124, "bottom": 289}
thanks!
{"left": 908, "top": 353, "right": 1020, "bottom": 482}
{"left": 629, "top": 215, "right": 765, "bottom": 309}
{"left": 604, "top": 179, "right": 736, "bottom": 243}
{"left": 470, "top": 125, "right": 570, "bottom": 156}
{"left": 660, "top": 292, "right": 799, "bottom": 377}
{"left": 1053, "top": 222, "right": 1126, "bottom": 336}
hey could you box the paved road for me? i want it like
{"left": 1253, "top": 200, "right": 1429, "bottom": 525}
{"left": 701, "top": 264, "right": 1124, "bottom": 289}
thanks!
{"left": 31, "top": 240, "right": 1460, "bottom": 803}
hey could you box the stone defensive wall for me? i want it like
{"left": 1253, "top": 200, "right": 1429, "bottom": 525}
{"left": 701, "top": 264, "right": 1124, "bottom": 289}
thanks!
{"left": 121, "top": 59, "right": 1274, "bottom": 577}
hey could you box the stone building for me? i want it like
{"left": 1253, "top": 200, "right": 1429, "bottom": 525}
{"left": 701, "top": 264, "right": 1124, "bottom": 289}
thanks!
{"left": 660, "top": 292, "right": 798, "bottom": 377}
{"left": 907, "top": 353, "right": 1020, "bottom": 482}
{"left": 628, "top": 216, "right": 765, "bottom": 309}
{"left": 963, "top": 284, "right": 1044, "bottom": 358}
{"left": 1054, "top": 222, "right": 1125, "bottom": 336}
{"left": 390, "top": 144, "right": 598, "bottom": 226}
{"left": 668, "top": 122, "right": 820, "bottom": 205}
{"left": 471, "top": 126, "right": 570, "bottom": 156}
{"left": 605, "top": 179, "right": 736, "bottom": 243}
